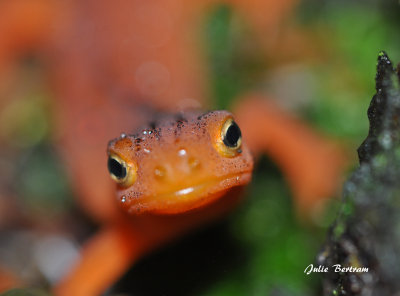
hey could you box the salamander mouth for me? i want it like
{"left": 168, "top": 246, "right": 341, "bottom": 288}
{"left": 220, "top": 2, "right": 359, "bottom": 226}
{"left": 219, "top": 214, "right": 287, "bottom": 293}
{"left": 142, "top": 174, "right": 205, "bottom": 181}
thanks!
{"left": 123, "top": 171, "right": 252, "bottom": 214}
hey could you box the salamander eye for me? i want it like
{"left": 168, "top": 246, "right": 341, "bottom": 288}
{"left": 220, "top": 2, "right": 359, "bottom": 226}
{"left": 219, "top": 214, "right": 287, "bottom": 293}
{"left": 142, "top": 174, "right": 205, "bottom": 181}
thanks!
{"left": 216, "top": 118, "right": 242, "bottom": 157}
{"left": 107, "top": 154, "right": 137, "bottom": 187}
{"left": 222, "top": 120, "right": 241, "bottom": 148}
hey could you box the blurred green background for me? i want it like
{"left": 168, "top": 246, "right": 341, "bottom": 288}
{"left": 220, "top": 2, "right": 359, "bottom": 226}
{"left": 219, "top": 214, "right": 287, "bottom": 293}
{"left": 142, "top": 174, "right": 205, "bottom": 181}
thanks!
{"left": 1, "top": 0, "right": 400, "bottom": 295}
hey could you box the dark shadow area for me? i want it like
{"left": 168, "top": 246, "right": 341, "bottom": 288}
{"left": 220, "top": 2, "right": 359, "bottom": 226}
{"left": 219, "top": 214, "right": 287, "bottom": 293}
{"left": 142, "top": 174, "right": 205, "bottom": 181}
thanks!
{"left": 111, "top": 219, "right": 247, "bottom": 296}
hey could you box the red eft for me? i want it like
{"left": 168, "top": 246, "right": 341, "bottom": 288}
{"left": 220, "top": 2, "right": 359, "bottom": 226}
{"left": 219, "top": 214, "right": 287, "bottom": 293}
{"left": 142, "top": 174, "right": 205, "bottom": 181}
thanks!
{"left": 56, "top": 110, "right": 254, "bottom": 295}
{"left": 54, "top": 100, "right": 344, "bottom": 296}
{"left": 0, "top": 0, "right": 346, "bottom": 295}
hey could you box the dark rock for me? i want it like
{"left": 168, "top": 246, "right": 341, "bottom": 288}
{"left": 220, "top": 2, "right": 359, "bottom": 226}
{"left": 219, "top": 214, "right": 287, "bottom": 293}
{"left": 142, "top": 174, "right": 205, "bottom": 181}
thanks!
{"left": 321, "top": 52, "right": 400, "bottom": 296}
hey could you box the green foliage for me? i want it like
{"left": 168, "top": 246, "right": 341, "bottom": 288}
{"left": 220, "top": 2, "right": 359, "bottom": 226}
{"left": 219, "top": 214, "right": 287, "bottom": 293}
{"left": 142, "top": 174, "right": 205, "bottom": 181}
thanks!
{"left": 16, "top": 147, "right": 72, "bottom": 214}
{"left": 304, "top": 3, "right": 400, "bottom": 143}
{"left": 204, "top": 5, "right": 265, "bottom": 110}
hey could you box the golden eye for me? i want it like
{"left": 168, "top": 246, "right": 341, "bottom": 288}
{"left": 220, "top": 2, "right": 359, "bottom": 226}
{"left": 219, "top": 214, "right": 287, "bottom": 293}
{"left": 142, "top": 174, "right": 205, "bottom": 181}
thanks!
{"left": 216, "top": 118, "right": 242, "bottom": 157}
{"left": 107, "top": 154, "right": 137, "bottom": 187}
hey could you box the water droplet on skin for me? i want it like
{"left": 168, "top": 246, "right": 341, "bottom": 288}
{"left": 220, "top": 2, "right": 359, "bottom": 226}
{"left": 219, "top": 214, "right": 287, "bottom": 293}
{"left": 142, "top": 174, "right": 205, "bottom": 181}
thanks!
{"left": 144, "top": 148, "right": 151, "bottom": 153}
{"left": 120, "top": 133, "right": 126, "bottom": 139}
{"left": 178, "top": 149, "right": 186, "bottom": 156}
{"left": 121, "top": 196, "right": 126, "bottom": 203}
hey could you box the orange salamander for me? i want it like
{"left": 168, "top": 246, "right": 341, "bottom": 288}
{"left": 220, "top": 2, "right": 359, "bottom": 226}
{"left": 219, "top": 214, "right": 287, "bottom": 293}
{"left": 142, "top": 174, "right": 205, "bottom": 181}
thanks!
{"left": 108, "top": 111, "right": 253, "bottom": 214}
{"left": 55, "top": 110, "right": 253, "bottom": 296}
{"left": 0, "top": 1, "right": 346, "bottom": 295}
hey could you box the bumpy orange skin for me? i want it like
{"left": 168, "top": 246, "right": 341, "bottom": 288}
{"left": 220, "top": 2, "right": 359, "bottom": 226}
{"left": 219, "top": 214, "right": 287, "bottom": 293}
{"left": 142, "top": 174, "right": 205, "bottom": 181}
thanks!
{"left": 108, "top": 110, "right": 253, "bottom": 215}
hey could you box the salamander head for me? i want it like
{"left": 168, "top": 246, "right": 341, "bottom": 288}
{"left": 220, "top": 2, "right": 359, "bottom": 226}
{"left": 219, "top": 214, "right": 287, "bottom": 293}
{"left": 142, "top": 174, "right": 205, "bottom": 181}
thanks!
{"left": 107, "top": 110, "right": 253, "bottom": 215}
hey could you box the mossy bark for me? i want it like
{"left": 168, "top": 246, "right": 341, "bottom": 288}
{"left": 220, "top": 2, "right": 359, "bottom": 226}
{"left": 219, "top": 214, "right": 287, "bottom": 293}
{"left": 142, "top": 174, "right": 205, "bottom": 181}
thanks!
{"left": 320, "top": 52, "right": 400, "bottom": 296}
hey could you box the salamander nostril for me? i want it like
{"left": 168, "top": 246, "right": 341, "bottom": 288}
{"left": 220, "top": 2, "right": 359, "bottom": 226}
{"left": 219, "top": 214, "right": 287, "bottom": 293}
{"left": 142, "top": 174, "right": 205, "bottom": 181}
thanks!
{"left": 188, "top": 157, "right": 201, "bottom": 171}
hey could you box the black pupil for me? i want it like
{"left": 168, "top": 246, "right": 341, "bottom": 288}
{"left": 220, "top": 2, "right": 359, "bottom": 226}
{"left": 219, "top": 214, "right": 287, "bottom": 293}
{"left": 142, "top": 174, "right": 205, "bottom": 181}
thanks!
{"left": 108, "top": 157, "right": 127, "bottom": 180}
{"left": 223, "top": 122, "right": 241, "bottom": 148}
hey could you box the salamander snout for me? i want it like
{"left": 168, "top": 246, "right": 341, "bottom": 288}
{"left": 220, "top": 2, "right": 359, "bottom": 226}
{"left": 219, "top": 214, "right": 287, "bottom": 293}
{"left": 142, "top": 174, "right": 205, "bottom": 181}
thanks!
{"left": 152, "top": 147, "right": 203, "bottom": 183}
